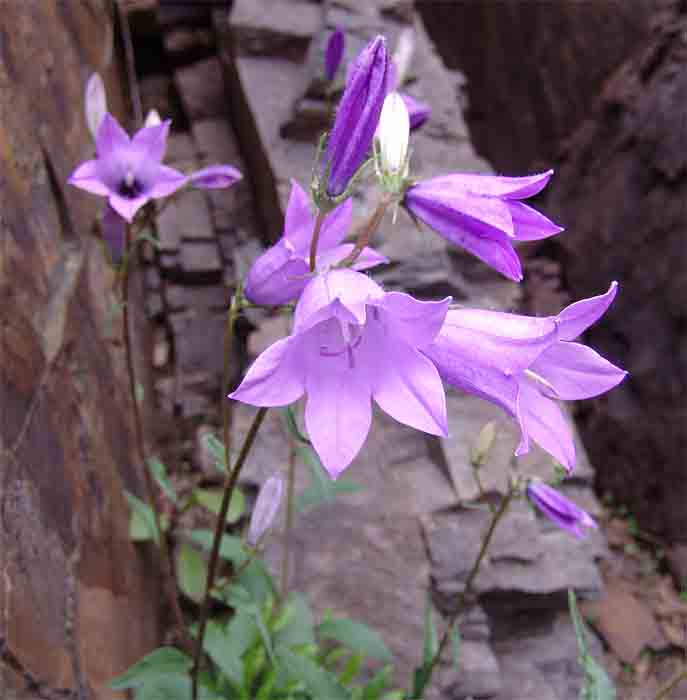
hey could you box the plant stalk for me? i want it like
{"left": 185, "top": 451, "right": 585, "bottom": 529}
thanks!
{"left": 338, "top": 193, "right": 393, "bottom": 268}
{"left": 308, "top": 209, "right": 328, "bottom": 272}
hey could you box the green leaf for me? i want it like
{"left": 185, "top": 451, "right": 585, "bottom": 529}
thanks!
{"left": 147, "top": 457, "right": 178, "bottom": 504}
{"left": 236, "top": 559, "right": 276, "bottom": 605}
{"left": 176, "top": 543, "right": 208, "bottom": 603}
{"left": 274, "top": 592, "right": 316, "bottom": 649}
{"left": 276, "top": 647, "right": 350, "bottom": 700}
{"left": 226, "top": 609, "right": 260, "bottom": 656}
{"left": 193, "top": 488, "right": 245, "bottom": 523}
{"left": 202, "top": 433, "right": 228, "bottom": 473}
{"left": 203, "top": 620, "right": 243, "bottom": 685}
{"left": 339, "top": 653, "right": 363, "bottom": 685}
{"left": 422, "top": 593, "right": 438, "bottom": 666}
{"left": 255, "top": 606, "right": 276, "bottom": 667}
{"left": 451, "top": 625, "right": 461, "bottom": 669}
{"left": 125, "top": 491, "right": 159, "bottom": 545}
{"left": 318, "top": 618, "right": 392, "bottom": 663}
{"left": 185, "top": 529, "right": 248, "bottom": 565}
{"left": 109, "top": 647, "right": 192, "bottom": 690}
{"left": 363, "top": 666, "right": 392, "bottom": 700}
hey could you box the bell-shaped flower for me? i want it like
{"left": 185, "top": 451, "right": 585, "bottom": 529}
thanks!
{"left": 320, "top": 35, "right": 390, "bottom": 199}
{"left": 244, "top": 181, "right": 387, "bottom": 306}
{"left": 69, "top": 113, "right": 242, "bottom": 223}
{"left": 404, "top": 170, "right": 563, "bottom": 281}
{"left": 424, "top": 282, "right": 627, "bottom": 472}
{"left": 232, "top": 269, "right": 450, "bottom": 478}
{"left": 324, "top": 27, "right": 345, "bottom": 81}
{"left": 526, "top": 481, "right": 597, "bottom": 539}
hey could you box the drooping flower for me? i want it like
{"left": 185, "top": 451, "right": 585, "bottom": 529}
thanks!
{"left": 400, "top": 93, "right": 431, "bottom": 130}
{"left": 232, "top": 269, "right": 450, "bottom": 478}
{"left": 68, "top": 113, "right": 242, "bottom": 223}
{"left": 247, "top": 473, "right": 284, "bottom": 547}
{"left": 244, "top": 180, "right": 387, "bottom": 306}
{"left": 404, "top": 170, "right": 563, "bottom": 281}
{"left": 324, "top": 27, "right": 345, "bottom": 81}
{"left": 424, "top": 282, "right": 627, "bottom": 472}
{"left": 320, "top": 35, "right": 390, "bottom": 199}
{"left": 526, "top": 481, "right": 597, "bottom": 539}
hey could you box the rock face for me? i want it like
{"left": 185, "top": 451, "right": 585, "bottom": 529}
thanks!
{"left": 1, "top": 4, "right": 162, "bottom": 698}
{"left": 419, "top": 1, "right": 687, "bottom": 542}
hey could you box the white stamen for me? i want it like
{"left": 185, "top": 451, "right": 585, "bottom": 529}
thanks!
{"left": 124, "top": 170, "right": 135, "bottom": 188}
{"left": 524, "top": 369, "right": 560, "bottom": 398}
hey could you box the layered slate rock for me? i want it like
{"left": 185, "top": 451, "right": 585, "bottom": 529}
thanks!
{"left": 0, "top": 3, "right": 162, "bottom": 698}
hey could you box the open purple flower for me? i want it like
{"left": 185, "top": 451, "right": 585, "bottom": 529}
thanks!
{"left": 424, "top": 282, "right": 627, "bottom": 472}
{"left": 68, "top": 113, "right": 188, "bottom": 223}
{"left": 321, "top": 35, "right": 390, "bottom": 198}
{"left": 527, "top": 481, "right": 597, "bottom": 539}
{"left": 325, "top": 27, "right": 345, "bottom": 81}
{"left": 404, "top": 170, "right": 563, "bottom": 280}
{"left": 232, "top": 269, "right": 450, "bottom": 478}
{"left": 244, "top": 181, "right": 387, "bottom": 306}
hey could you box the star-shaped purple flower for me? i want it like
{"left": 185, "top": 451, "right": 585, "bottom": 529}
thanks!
{"left": 404, "top": 170, "right": 563, "bottom": 281}
{"left": 68, "top": 113, "right": 188, "bottom": 223}
{"left": 424, "top": 282, "right": 627, "bottom": 472}
{"left": 244, "top": 181, "right": 387, "bottom": 306}
{"left": 527, "top": 481, "right": 597, "bottom": 539}
{"left": 232, "top": 269, "right": 450, "bottom": 478}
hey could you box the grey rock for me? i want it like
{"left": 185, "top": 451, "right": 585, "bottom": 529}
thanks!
{"left": 441, "top": 640, "right": 502, "bottom": 699}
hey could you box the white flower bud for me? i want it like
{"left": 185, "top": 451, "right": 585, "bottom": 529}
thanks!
{"left": 144, "top": 109, "right": 162, "bottom": 128}
{"left": 85, "top": 73, "right": 107, "bottom": 141}
{"left": 247, "top": 474, "right": 284, "bottom": 547}
{"left": 377, "top": 92, "right": 410, "bottom": 175}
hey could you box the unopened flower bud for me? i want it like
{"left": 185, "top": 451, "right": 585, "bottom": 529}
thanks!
{"left": 526, "top": 480, "right": 597, "bottom": 539}
{"left": 470, "top": 421, "right": 496, "bottom": 468}
{"left": 320, "top": 35, "right": 390, "bottom": 199}
{"left": 85, "top": 73, "right": 107, "bottom": 141}
{"left": 377, "top": 92, "right": 409, "bottom": 175}
{"left": 144, "top": 108, "right": 162, "bottom": 127}
{"left": 324, "top": 27, "right": 345, "bottom": 82}
{"left": 247, "top": 474, "right": 284, "bottom": 547}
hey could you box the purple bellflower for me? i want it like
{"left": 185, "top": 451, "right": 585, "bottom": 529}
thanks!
{"left": 404, "top": 170, "right": 563, "bottom": 281}
{"left": 69, "top": 113, "right": 242, "bottom": 223}
{"left": 527, "top": 481, "right": 597, "bottom": 539}
{"left": 325, "top": 27, "right": 345, "bottom": 81}
{"left": 247, "top": 473, "right": 284, "bottom": 547}
{"left": 424, "top": 282, "right": 627, "bottom": 472}
{"left": 400, "top": 92, "right": 431, "bottom": 130}
{"left": 321, "top": 35, "right": 390, "bottom": 199}
{"left": 244, "top": 181, "right": 387, "bottom": 306}
{"left": 231, "top": 268, "right": 450, "bottom": 479}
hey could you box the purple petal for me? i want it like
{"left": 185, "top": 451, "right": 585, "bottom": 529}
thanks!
{"left": 400, "top": 92, "right": 431, "bottom": 130}
{"left": 131, "top": 120, "right": 171, "bottom": 165}
{"left": 325, "top": 26, "right": 345, "bottom": 81}
{"left": 95, "top": 113, "right": 131, "bottom": 160}
{"left": 516, "top": 381, "right": 576, "bottom": 471}
{"left": 230, "top": 337, "right": 305, "bottom": 407}
{"left": 527, "top": 482, "right": 597, "bottom": 538}
{"left": 189, "top": 165, "right": 242, "bottom": 190}
{"left": 507, "top": 201, "right": 564, "bottom": 241}
{"left": 350, "top": 246, "right": 389, "bottom": 271}
{"left": 529, "top": 341, "right": 627, "bottom": 400}
{"left": 554, "top": 282, "right": 618, "bottom": 341}
{"left": 421, "top": 170, "right": 554, "bottom": 200}
{"left": 101, "top": 204, "right": 126, "bottom": 264}
{"left": 244, "top": 243, "right": 310, "bottom": 306}
{"left": 283, "top": 180, "right": 315, "bottom": 252}
{"left": 313, "top": 243, "right": 388, "bottom": 271}
{"left": 68, "top": 159, "right": 110, "bottom": 196}
{"left": 375, "top": 292, "right": 450, "bottom": 349}
{"left": 317, "top": 197, "right": 353, "bottom": 251}
{"left": 108, "top": 193, "right": 149, "bottom": 223}
{"left": 370, "top": 336, "right": 448, "bottom": 437}
{"left": 146, "top": 165, "right": 188, "bottom": 199}
{"left": 304, "top": 340, "right": 372, "bottom": 479}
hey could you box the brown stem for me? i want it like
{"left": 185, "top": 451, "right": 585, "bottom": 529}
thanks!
{"left": 121, "top": 227, "right": 192, "bottom": 652}
{"left": 419, "top": 485, "right": 516, "bottom": 695}
{"left": 308, "top": 210, "right": 328, "bottom": 272}
{"left": 338, "top": 193, "right": 393, "bottom": 268}
{"left": 191, "top": 406, "right": 268, "bottom": 700}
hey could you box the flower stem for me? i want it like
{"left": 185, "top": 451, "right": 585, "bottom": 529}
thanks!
{"left": 120, "top": 226, "right": 192, "bottom": 652}
{"left": 419, "top": 484, "right": 516, "bottom": 695}
{"left": 279, "top": 438, "right": 297, "bottom": 602}
{"left": 338, "top": 192, "right": 393, "bottom": 268}
{"left": 308, "top": 209, "right": 328, "bottom": 272}
{"left": 191, "top": 405, "right": 269, "bottom": 700}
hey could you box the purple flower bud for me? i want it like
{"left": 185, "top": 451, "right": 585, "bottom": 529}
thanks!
{"left": 248, "top": 474, "right": 284, "bottom": 546}
{"left": 526, "top": 481, "right": 597, "bottom": 539}
{"left": 85, "top": 73, "right": 107, "bottom": 141}
{"left": 321, "top": 35, "right": 390, "bottom": 198}
{"left": 325, "top": 27, "right": 345, "bottom": 81}
{"left": 188, "top": 165, "right": 242, "bottom": 190}
{"left": 101, "top": 204, "right": 126, "bottom": 264}
{"left": 400, "top": 92, "right": 431, "bottom": 130}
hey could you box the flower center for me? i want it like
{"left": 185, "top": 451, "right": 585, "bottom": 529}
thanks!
{"left": 318, "top": 321, "right": 363, "bottom": 369}
{"left": 118, "top": 170, "right": 142, "bottom": 198}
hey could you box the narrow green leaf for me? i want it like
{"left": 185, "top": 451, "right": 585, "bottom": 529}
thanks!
{"left": 147, "top": 457, "right": 178, "bottom": 504}
{"left": 202, "top": 433, "right": 228, "bottom": 473}
{"left": 125, "top": 491, "right": 159, "bottom": 545}
{"left": 318, "top": 618, "right": 392, "bottom": 663}
{"left": 276, "top": 647, "right": 350, "bottom": 700}
{"left": 108, "top": 647, "right": 191, "bottom": 690}
{"left": 193, "top": 487, "right": 245, "bottom": 523}
{"left": 422, "top": 592, "right": 438, "bottom": 665}
{"left": 185, "top": 529, "right": 247, "bottom": 565}
{"left": 176, "top": 543, "right": 208, "bottom": 603}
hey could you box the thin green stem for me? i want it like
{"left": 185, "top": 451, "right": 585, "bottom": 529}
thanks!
{"left": 120, "top": 227, "right": 192, "bottom": 652}
{"left": 279, "top": 439, "right": 297, "bottom": 603}
{"left": 191, "top": 406, "right": 268, "bottom": 700}
{"left": 419, "top": 485, "right": 517, "bottom": 695}
{"left": 308, "top": 209, "right": 328, "bottom": 272}
{"left": 337, "top": 193, "right": 393, "bottom": 268}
